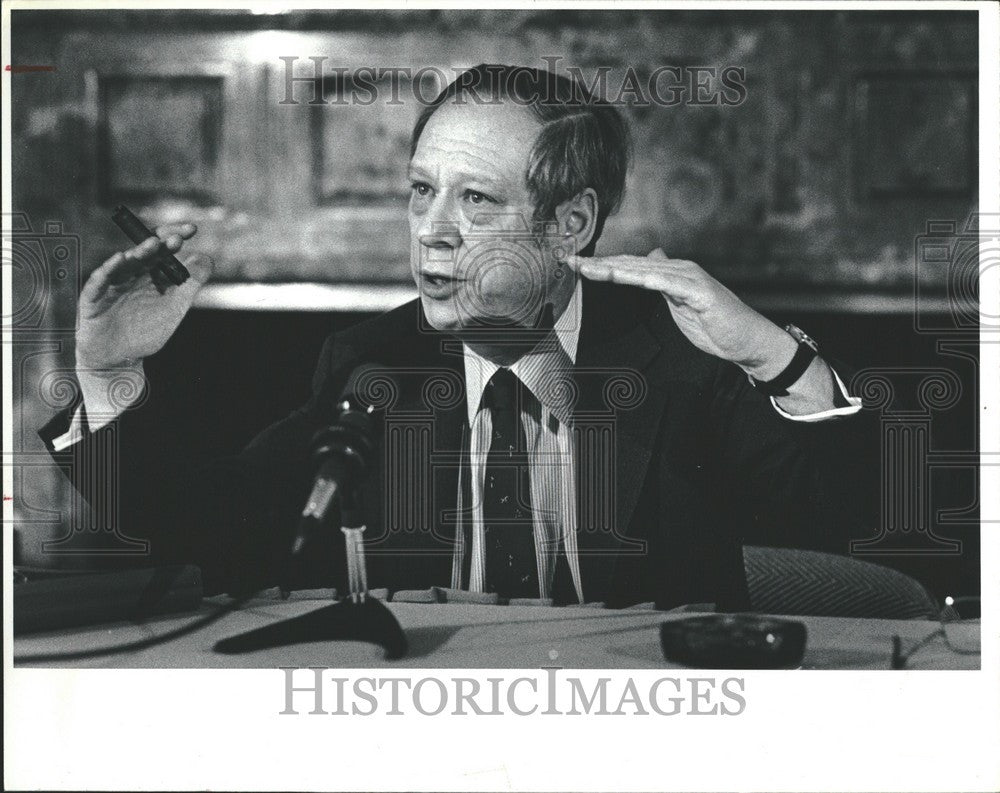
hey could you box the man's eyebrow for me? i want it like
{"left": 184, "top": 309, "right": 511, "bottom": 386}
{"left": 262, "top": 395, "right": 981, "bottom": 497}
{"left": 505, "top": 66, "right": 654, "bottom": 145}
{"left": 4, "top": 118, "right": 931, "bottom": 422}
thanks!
{"left": 408, "top": 163, "right": 509, "bottom": 192}
{"left": 407, "top": 163, "right": 433, "bottom": 181}
{"left": 457, "top": 172, "right": 507, "bottom": 192}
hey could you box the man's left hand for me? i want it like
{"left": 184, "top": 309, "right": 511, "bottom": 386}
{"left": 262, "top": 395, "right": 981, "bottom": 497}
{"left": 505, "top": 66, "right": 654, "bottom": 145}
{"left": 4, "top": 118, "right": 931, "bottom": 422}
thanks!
{"left": 567, "top": 248, "right": 796, "bottom": 381}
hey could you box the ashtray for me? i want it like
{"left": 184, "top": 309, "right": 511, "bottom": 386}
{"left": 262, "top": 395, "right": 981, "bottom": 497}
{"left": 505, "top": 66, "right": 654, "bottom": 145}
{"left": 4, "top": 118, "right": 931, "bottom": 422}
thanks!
{"left": 660, "top": 614, "right": 807, "bottom": 669}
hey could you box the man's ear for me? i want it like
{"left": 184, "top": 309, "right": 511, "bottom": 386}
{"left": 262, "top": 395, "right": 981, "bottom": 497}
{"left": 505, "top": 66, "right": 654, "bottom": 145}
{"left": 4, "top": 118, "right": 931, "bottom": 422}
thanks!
{"left": 554, "top": 188, "right": 599, "bottom": 256}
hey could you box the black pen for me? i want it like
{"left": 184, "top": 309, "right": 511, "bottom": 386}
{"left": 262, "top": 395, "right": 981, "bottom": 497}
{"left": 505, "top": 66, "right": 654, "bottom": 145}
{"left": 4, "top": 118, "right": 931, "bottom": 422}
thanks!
{"left": 111, "top": 204, "right": 190, "bottom": 286}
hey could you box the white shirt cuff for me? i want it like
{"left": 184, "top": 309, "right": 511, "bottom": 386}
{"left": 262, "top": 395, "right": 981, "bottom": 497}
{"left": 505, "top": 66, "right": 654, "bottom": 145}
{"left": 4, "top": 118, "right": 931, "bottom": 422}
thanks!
{"left": 770, "top": 366, "right": 862, "bottom": 423}
{"left": 49, "top": 366, "right": 147, "bottom": 451}
{"left": 50, "top": 406, "right": 86, "bottom": 452}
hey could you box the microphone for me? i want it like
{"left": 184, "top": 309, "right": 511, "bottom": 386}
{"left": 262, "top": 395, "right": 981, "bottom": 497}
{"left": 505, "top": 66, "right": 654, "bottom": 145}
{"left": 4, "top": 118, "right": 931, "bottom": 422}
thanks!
{"left": 217, "top": 360, "right": 409, "bottom": 657}
{"left": 290, "top": 364, "right": 387, "bottom": 556}
{"left": 217, "top": 363, "right": 409, "bottom": 658}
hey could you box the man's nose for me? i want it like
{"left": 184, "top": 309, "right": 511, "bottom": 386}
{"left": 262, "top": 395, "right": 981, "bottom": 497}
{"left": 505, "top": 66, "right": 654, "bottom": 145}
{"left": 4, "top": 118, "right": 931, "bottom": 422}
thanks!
{"left": 415, "top": 204, "right": 463, "bottom": 251}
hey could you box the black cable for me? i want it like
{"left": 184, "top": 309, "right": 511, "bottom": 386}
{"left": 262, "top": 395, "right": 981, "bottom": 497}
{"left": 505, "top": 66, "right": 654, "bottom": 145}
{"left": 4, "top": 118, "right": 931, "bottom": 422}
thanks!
{"left": 13, "top": 594, "right": 252, "bottom": 664}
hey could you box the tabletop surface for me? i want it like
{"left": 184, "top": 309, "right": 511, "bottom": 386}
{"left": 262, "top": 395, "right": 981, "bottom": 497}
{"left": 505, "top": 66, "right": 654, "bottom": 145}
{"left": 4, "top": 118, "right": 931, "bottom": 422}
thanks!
{"left": 13, "top": 595, "right": 981, "bottom": 670}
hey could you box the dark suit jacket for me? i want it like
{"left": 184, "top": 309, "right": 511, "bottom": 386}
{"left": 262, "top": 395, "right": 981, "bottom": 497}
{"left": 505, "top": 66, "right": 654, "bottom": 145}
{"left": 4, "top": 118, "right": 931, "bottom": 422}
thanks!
{"left": 40, "top": 281, "right": 878, "bottom": 609}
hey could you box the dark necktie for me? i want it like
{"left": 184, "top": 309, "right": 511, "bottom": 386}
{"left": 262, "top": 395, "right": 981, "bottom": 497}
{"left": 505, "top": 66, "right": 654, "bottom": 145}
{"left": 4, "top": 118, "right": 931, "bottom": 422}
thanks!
{"left": 482, "top": 368, "right": 539, "bottom": 600}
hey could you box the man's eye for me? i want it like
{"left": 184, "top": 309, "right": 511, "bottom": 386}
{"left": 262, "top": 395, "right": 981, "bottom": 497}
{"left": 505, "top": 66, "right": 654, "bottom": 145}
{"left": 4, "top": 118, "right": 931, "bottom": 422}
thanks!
{"left": 411, "top": 182, "right": 432, "bottom": 197}
{"left": 465, "top": 190, "right": 496, "bottom": 205}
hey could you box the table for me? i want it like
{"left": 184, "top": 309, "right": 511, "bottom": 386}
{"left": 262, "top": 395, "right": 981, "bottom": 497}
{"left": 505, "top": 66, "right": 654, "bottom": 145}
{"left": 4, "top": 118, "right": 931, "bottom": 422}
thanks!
{"left": 13, "top": 595, "right": 980, "bottom": 669}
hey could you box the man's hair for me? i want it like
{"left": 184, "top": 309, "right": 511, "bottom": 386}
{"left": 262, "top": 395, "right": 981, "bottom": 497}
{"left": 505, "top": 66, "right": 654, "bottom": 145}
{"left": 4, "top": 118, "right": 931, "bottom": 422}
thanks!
{"left": 410, "top": 64, "right": 631, "bottom": 256}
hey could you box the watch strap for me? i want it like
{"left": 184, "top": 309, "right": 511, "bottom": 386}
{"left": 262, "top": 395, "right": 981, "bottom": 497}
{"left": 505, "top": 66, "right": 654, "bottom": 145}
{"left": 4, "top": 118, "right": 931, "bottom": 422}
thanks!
{"left": 749, "top": 331, "right": 818, "bottom": 397}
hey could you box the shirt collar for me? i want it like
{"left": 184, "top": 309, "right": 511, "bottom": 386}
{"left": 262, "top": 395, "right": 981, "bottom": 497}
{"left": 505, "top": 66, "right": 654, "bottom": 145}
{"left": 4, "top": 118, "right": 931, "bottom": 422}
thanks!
{"left": 463, "top": 277, "right": 582, "bottom": 427}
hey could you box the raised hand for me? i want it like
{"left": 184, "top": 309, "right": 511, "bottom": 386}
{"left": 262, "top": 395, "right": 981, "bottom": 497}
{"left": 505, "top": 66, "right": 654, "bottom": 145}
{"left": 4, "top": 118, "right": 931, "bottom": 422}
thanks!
{"left": 76, "top": 223, "right": 213, "bottom": 370}
{"left": 567, "top": 248, "right": 796, "bottom": 381}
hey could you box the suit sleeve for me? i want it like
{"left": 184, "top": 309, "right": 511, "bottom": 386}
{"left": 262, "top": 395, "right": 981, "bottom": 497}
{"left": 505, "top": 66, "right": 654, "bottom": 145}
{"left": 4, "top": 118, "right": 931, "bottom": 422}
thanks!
{"left": 708, "top": 358, "right": 881, "bottom": 554}
{"left": 37, "top": 332, "right": 357, "bottom": 595}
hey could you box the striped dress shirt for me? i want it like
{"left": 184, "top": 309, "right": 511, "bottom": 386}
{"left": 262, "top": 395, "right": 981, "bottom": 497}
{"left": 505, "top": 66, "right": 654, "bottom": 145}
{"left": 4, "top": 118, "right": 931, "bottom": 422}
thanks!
{"left": 451, "top": 280, "right": 586, "bottom": 603}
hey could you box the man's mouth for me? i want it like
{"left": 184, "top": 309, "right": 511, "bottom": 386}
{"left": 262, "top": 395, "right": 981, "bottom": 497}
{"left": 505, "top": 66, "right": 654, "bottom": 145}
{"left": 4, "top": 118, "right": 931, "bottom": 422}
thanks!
{"left": 420, "top": 272, "right": 465, "bottom": 298}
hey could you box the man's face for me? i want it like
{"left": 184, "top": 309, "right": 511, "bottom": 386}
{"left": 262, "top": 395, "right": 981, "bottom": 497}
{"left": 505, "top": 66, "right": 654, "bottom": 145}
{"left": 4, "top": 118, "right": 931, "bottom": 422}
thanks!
{"left": 408, "top": 100, "right": 569, "bottom": 334}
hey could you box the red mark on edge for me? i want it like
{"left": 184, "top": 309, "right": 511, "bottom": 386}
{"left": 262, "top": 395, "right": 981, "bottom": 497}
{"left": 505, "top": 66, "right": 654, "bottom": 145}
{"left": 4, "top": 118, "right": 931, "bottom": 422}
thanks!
{"left": 2, "top": 495, "right": 12, "bottom": 501}
{"left": 5, "top": 65, "right": 56, "bottom": 73}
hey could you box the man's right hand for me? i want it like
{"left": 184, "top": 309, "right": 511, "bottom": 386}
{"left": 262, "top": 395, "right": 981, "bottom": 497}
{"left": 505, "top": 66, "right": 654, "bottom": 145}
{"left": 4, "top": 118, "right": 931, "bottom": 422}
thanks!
{"left": 76, "top": 222, "right": 213, "bottom": 370}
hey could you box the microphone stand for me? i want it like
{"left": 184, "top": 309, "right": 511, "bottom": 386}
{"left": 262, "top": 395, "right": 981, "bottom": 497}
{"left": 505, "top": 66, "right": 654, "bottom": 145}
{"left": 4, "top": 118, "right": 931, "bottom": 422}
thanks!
{"left": 214, "top": 487, "right": 408, "bottom": 659}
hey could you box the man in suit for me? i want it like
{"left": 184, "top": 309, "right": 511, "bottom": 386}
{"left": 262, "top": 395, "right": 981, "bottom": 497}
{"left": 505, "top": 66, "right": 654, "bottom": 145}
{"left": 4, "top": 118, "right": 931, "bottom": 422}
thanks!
{"left": 41, "top": 65, "right": 871, "bottom": 609}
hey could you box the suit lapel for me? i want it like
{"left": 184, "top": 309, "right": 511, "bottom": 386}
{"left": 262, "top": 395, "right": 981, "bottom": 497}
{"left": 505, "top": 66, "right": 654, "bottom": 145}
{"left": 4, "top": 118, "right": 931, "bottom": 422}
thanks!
{"left": 426, "top": 337, "right": 471, "bottom": 556}
{"left": 364, "top": 315, "right": 467, "bottom": 588}
{"left": 571, "top": 281, "right": 670, "bottom": 567}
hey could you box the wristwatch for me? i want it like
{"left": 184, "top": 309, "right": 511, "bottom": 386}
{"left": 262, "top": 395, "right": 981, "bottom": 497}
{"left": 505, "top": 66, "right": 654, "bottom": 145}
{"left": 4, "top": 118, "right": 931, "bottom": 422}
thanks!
{"left": 748, "top": 324, "right": 819, "bottom": 397}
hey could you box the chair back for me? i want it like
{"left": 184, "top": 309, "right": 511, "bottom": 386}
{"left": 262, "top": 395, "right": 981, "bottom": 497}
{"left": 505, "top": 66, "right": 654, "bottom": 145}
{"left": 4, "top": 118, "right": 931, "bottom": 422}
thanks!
{"left": 743, "top": 545, "right": 939, "bottom": 619}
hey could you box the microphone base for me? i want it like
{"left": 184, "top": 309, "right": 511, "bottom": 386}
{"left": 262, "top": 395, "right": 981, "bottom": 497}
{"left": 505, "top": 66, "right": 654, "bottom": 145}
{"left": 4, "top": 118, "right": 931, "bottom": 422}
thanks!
{"left": 213, "top": 597, "right": 408, "bottom": 660}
